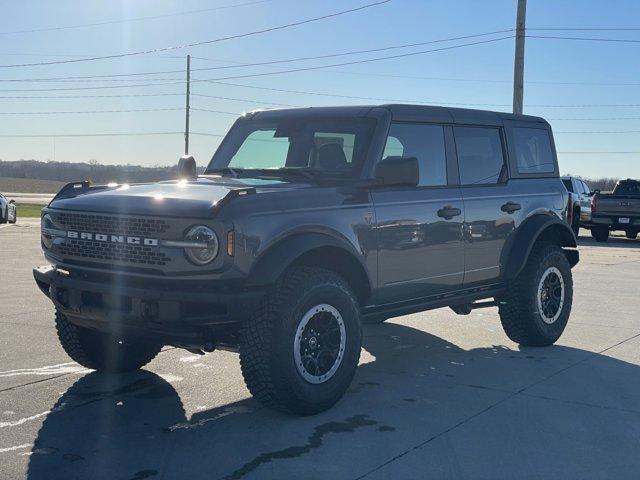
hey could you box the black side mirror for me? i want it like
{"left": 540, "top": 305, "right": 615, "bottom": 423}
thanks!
{"left": 9, "top": 199, "right": 15, "bottom": 204}
{"left": 590, "top": 189, "right": 600, "bottom": 196}
{"left": 374, "top": 156, "right": 419, "bottom": 187}
{"left": 177, "top": 155, "right": 197, "bottom": 180}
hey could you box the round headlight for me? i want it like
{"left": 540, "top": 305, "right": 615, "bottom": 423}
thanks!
{"left": 184, "top": 225, "right": 219, "bottom": 265}
{"left": 41, "top": 214, "right": 54, "bottom": 249}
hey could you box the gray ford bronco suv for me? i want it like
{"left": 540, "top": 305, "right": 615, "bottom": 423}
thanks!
{"left": 34, "top": 105, "right": 579, "bottom": 415}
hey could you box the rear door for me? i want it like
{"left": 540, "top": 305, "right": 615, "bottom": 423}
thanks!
{"left": 453, "top": 125, "right": 522, "bottom": 285}
{"left": 371, "top": 122, "right": 464, "bottom": 303}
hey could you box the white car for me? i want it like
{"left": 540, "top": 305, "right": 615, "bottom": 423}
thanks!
{"left": 0, "top": 193, "right": 17, "bottom": 224}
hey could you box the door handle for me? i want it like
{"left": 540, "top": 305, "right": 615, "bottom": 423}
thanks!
{"left": 437, "top": 206, "right": 462, "bottom": 220}
{"left": 501, "top": 201, "right": 521, "bottom": 214}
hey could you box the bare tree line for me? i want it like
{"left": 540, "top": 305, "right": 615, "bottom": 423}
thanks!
{"left": 0, "top": 160, "right": 630, "bottom": 193}
{"left": 0, "top": 159, "right": 204, "bottom": 185}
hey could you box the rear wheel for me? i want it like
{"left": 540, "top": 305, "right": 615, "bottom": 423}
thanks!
{"left": 626, "top": 230, "right": 638, "bottom": 240}
{"left": 55, "top": 311, "right": 162, "bottom": 372}
{"left": 591, "top": 226, "right": 609, "bottom": 242}
{"left": 571, "top": 208, "right": 580, "bottom": 236}
{"left": 498, "top": 242, "right": 573, "bottom": 346}
{"left": 239, "top": 266, "right": 361, "bottom": 415}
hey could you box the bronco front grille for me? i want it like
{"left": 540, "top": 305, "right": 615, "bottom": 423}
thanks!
{"left": 56, "top": 213, "right": 170, "bottom": 237}
{"left": 59, "top": 239, "right": 169, "bottom": 266}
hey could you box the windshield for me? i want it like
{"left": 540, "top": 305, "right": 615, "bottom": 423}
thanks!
{"left": 206, "top": 117, "right": 376, "bottom": 178}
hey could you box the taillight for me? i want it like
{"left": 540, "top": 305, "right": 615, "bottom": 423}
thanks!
{"left": 567, "top": 196, "right": 573, "bottom": 224}
{"left": 591, "top": 194, "right": 597, "bottom": 214}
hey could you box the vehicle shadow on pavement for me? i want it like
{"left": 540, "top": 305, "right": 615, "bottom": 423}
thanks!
{"left": 27, "top": 322, "right": 640, "bottom": 480}
{"left": 577, "top": 234, "right": 639, "bottom": 248}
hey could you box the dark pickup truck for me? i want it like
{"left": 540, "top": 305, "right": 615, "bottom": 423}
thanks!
{"left": 589, "top": 179, "right": 640, "bottom": 242}
{"left": 34, "top": 104, "right": 579, "bottom": 415}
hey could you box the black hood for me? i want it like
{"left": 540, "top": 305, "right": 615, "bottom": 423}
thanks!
{"left": 47, "top": 176, "right": 294, "bottom": 218}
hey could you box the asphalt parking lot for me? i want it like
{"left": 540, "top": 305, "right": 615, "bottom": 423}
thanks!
{"left": 1, "top": 219, "right": 639, "bottom": 480}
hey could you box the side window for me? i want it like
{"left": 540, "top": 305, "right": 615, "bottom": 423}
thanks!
{"left": 382, "top": 123, "right": 447, "bottom": 186}
{"left": 512, "top": 127, "right": 555, "bottom": 174}
{"left": 562, "top": 179, "right": 574, "bottom": 192}
{"left": 453, "top": 127, "right": 505, "bottom": 185}
{"left": 581, "top": 181, "right": 591, "bottom": 195}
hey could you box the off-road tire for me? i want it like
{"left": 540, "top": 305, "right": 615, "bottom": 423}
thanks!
{"left": 571, "top": 208, "right": 580, "bottom": 236}
{"left": 239, "top": 266, "right": 362, "bottom": 415}
{"left": 55, "top": 311, "right": 162, "bottom": 372}
{"left": 498, "top": 242, "right": 573, "bottom": 346}
{"left": 591, "top": 226, "right": 609, "bottom": 242}
{"left": 626, "top": 230, "right": 638, "bottom": 240}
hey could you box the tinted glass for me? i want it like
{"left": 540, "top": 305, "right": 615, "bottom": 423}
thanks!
{"left": 562, "top": 179, "right": 574, "bottom": 192}
{"left": 582, "top": 181, "right": 591, "bottom": 194}
{"left": 453, "top": 127, "right": 505, "bottom": 185}
{"left": 615, "top": 181, "right": 640, "bottom": 195}
{"left": 207, "top": 118, "right": 375, "bottom": 177}
{"left": 513, "top": 127, "right": 555, "bottom": 174}
{"left": 382, "top": 123, "right": 447, "bottom": 186}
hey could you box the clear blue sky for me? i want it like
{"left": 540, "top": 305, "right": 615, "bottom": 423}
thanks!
{"left": 1, "top": 0, "right": 639, "bottom": 178}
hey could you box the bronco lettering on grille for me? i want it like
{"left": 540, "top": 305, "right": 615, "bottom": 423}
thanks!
{"left": 66, "top": 231, "right": 158, "bottom": 246}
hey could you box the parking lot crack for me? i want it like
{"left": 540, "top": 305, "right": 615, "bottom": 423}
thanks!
{"left": 221, "top": 414, "right": 377, "bottom": 480}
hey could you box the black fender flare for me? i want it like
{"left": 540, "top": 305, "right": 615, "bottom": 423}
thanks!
{"left": 246, "top": 231, "right": 372, "bottom": 290}
{"left": 503, "top": 213, "right": 578, "bottom": 281}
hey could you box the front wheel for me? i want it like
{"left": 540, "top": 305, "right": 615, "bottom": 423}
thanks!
{"left": 239, "top": 267, "right": 362, "bottom": 415}
{"left": 55, "top": 311, "right": 162, "bottom": 372}
{"left": 498, "top": 243, "right": 573, "bottom": 346}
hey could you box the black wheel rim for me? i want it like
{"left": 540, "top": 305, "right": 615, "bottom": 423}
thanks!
{"left": 294, "top": 304, "right": 346, "bottom": 384}
{"left": 537, "top": 266, "right": 565, "bottom": 324}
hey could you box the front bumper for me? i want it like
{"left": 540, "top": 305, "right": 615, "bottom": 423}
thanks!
{"left": 33, "top": 264, "right": 264, "bottom": 347}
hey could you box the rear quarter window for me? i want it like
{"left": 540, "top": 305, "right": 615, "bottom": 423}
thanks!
{"left": 513, "top": 127, "right": 555, "bottom": 174}
{"left": 562, "top": 179, "right": 573, "bottom": 192}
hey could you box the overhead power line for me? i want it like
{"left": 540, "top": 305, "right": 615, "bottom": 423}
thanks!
{"left": 558, "top": 151, "right": 640, "bottom": 154}
{"left": 549, "top": 117, "right": 640, "bottom": 121}
{"left": 190, "top": 107, "right": 240, "bottom": 115}
{"left": 0, "top": 1, "right": 391, "bottom": 68}
{"left": 0, "top": 1, "right": 275, "bottom": 35}
{"left": 0, "top": 107, "right": 183, "bottom": 115}
{"left": 528, "top": 35, "right": 640, "bottom": 44}
{"left": 0, "top": 81, "right": 180, "bottom": 92}
{"left": 193, "top": 36, "right": 514, "bottom": 83}
{"left": 0, "top": 92, "right": 183, "bottom": 99}
{"left": 0, "top": 29, "right": 513, "bottom": 82}
{"left": 528, "top": 27, "right": 640, "bottom": 31}
{"left": 198, "top": 80, "right": 640, "bottom": 109}
{"left": 192, "top": 93, "right": 299, "bottom": 107}
{"left": 555, "top": 130, "right": 640, "bottom": 134}
{"left": 0, "top": 132, "right": 184, "bottom": 138}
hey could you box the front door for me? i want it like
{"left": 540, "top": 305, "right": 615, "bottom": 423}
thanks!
{"left": 372, "top": 122, "right": 465, "bottom": 304}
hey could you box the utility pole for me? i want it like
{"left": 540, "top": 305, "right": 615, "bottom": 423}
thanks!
{"left": 512, "top": 0, "right": 527, "bottom": 114}
{"left": 184, "top": 54, "right": 191, "bottom": 154}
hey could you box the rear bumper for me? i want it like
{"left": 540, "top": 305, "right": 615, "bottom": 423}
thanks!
{"left": 33, "top": 264, "right": 264, "bottom": 347}
{"left": 587, "top": 215, "right": 640, "bottom": 229}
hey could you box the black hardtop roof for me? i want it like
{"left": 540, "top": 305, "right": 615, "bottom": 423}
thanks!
{"left": 247, "top": 104, "right": 548, "bottom": 126}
